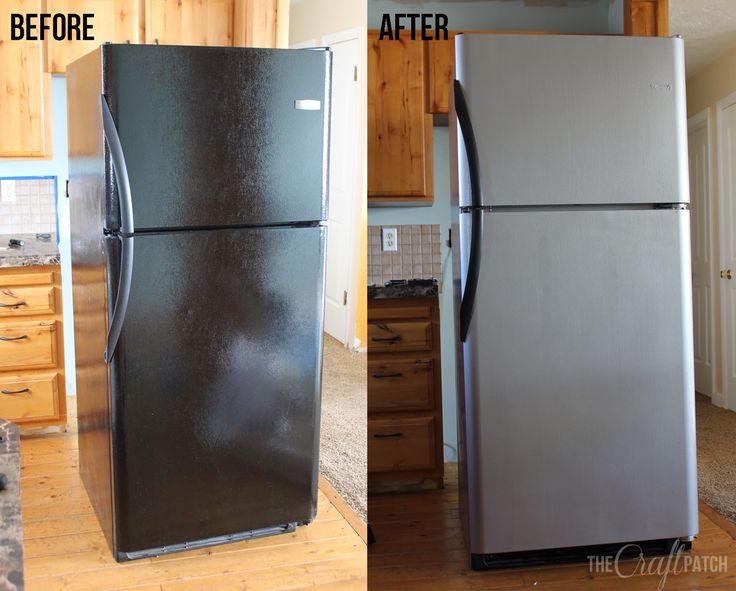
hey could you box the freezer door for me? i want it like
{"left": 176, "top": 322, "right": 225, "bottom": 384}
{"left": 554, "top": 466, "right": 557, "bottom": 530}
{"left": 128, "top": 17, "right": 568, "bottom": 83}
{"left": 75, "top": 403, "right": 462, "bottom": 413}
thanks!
{"left": 458, "top": 209, "right": 698, "bottom": 554}
{"left": 454, "top": 35, "right": 688, "bottom": 207}
{"left": 106, "top": 226, "right": 325, "bottom": 554}
{"left": 100, "top": 44, "right": 330, "bottom": 231}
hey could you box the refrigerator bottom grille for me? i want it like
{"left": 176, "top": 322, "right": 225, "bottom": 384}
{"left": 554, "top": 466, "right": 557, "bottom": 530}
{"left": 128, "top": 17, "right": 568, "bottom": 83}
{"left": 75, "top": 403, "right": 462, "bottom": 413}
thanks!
{"left": 116, "top": 522, "right": 300, "bottom": 562}
{"left": 470, "top": 537, "right": 691, "bottom": 571}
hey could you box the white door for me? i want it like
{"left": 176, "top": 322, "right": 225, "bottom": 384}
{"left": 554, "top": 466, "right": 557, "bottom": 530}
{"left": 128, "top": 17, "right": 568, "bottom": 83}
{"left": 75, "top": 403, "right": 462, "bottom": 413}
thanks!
{"left": 718, "top": 93, "right": 736, "bottom": 410}
{"left": 323, "top": 35, "right": 360, "bottom": 345}
{"left": 689, "top": 113, "right": 714, "bottom": 396}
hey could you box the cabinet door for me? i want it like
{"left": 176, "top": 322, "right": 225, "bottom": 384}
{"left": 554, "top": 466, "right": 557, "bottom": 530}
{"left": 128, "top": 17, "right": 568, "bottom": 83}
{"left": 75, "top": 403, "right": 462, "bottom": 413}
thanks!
{"left": 146, "top": 0, "right": 234, "bottom": 46}
{"left": 624, "top": 0, "right": 669, "bottom": 36}
{"left": 368, "top": 31, "right": 433, "bottom": 204}
{"left": 424, "top": 33, "right": 456, "bottom": 115}
{"left": 233, "top": 0, "right": 288, "bottom": 48}
{"left": 46, "top": 0, "right": 142, "bottom": 73}
{"left": 0, "top": 0, "right": 50, "bottom": 157}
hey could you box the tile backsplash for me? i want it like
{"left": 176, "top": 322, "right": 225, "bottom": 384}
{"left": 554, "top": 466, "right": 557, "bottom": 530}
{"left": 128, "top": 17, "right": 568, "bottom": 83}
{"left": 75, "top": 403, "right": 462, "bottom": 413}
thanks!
{"left": 0, "top": 178, "right": 56, "bottom": 235}
{"left": 368, "top": 224, "right": 441, "bottom": 286}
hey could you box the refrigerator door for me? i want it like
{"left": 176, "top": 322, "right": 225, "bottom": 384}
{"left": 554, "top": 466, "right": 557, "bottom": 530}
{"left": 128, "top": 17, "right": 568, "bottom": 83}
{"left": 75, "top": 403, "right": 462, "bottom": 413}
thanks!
{"left": 100, "top": 44, "right": 331, "bottom": 232}
{"left": 454, "top": 34, "right": 688, "bottom": 208}
{"left": 458, "top": 208, "right": 697, "bottom": 554}
{"left": 105, "top": 226, "right": 325, "bottom": 555}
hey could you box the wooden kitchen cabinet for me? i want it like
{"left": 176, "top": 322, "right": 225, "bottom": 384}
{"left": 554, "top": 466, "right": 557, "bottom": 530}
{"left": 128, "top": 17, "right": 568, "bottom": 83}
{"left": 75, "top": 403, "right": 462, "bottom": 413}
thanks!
{"left": 368, "top": 297, "right": 443, "bottom": 491}
{"left": 146, "top": 0, "right": 234, "bottom": 46}
{"left": 0, "top": 0, "right": 51, "bottom": 158}
{"left": 0, "top": 266, "right": 67, "bottom": 427}
{"left": 45, "top": 0, "right": 143, "bottom": 73}
{"left": 424, "top": 32, "right": 457, "bottom": 115}
{"left": 624, "top": 0, "right": 669, "bottom": 36}
{"left": 368, "top": 31, "right": 434, "bottom": 205}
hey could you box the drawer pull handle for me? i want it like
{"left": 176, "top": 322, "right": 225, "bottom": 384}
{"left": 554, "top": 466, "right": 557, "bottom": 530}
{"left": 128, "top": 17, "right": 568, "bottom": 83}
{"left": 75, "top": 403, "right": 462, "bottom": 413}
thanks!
{"left": 373, "top": 432, "right": 404, "bottom": 439}
{"left": 371, "top": 336, "right": 402, "bottom": 343}
{"left": 372, "top": 373, "right": 403, "bottom": 379}
{"left": 0, "top": 301, "right": 26, "bottom": 308}
{"left": 0, "top": 335, "right": 28, "bottom": 341}
{"left": 1, "top": 388, "right": 29, "bottom": 395}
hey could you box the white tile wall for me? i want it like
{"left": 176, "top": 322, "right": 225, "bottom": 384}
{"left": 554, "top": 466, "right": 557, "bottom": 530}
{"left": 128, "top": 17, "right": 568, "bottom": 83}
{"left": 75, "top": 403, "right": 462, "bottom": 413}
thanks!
{"left": 0, "top": 178, "right": 56, "bottom": 235}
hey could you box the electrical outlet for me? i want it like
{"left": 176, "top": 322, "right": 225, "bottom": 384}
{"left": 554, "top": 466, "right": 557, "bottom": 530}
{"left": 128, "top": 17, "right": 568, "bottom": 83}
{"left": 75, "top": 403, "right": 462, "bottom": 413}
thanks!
{"left": 382, "top": 227, "right": 398, "bottom": 252}
{"left": 1, "top": 180, "right": 16, "bottom": 203}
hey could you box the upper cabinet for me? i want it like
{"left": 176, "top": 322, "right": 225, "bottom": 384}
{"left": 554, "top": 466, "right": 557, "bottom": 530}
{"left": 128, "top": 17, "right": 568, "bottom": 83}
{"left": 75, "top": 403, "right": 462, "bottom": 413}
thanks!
{"left": 46, "top": 0, "right": 143, "bottom": 73}
{"left": 146, "top": 0, "right": 233, "bottom": 46}
{"left": 624, "top": 0, "right": 669, "bottom": 36}
{"left": 368, "top": 31, "right": 434, "bottom": 205}
{"left": 0, "top": 0, "right": 51, "bottom": 157}
{"left": 147, "top": 0, "right": 287, "bottom": 48}
{"left": 424, "top": 33, "right": 456, "bottom": 116}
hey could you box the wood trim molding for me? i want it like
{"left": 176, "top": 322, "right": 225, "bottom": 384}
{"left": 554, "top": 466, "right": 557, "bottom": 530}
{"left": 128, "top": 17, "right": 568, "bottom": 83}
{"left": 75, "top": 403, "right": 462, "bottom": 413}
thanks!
{"left": 318, "top": 474, "right": 367, "bottom": 544}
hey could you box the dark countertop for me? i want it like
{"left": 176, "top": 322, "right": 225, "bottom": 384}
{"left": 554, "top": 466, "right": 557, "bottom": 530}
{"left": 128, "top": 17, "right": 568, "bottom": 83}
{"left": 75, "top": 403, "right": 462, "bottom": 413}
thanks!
{"left": 0, "top": 420, "right": 24, "bottom": 590}
{"left": 368, "top": 281, "right": 439, "bottom": 299}
{"left": 0, "top": 234, "right": 59, "bottom": 268}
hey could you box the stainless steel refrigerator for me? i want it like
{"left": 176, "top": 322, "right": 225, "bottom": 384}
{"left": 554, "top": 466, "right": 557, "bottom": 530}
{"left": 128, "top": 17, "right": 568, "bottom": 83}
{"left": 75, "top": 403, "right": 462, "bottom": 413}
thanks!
{"left": 67, "top": 44, "right": 331, "bottom": 561}
{"left": 450, "top": 34, "right": 697, "bottom": 569}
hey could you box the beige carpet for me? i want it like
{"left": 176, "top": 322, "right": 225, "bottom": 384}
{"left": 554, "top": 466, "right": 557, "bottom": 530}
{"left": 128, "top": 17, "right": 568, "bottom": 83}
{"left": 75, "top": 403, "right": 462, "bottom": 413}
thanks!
{"left": 696, "top": 393, "right": 736, "bottom": 522}
{"left": 320, "top": 334, "right": 367, "bottom": 521}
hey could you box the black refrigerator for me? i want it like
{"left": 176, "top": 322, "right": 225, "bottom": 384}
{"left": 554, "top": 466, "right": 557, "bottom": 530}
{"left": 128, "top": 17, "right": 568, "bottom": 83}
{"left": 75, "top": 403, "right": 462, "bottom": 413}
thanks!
{"left": 67, "top": 44, "right": 331, "bottom": 561}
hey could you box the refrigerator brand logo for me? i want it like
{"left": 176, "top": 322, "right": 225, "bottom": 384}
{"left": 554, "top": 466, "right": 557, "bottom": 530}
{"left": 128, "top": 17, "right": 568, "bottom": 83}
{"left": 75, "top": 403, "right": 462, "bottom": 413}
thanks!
{"left": 650, "top": 82, "right": 673, "bottom": 92}
{"left": 588, "top": 542, "right": 727, "bottom": 590}
{"left": 9, "top": 12, "right": 94, "bottom": 41}
{"left": 378, "top": 13, "right": 449, "bottom": 40}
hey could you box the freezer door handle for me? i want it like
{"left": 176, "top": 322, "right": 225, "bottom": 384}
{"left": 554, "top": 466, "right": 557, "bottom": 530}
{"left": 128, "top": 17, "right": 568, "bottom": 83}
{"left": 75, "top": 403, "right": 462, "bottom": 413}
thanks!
{"left": 101, "top": 95, "right": 135, "bottom": 363}
{"left": 454, "top": 80, "right": 483, "bottom": 342}
{"left": 100, "top": 95, "right": 135, "bottom": 234}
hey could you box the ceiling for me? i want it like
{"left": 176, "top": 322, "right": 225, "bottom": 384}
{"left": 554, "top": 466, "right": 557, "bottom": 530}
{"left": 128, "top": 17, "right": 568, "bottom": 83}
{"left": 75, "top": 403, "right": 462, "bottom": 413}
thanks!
{"left": 670, "top": 0, "right": 736, "bottom": 75}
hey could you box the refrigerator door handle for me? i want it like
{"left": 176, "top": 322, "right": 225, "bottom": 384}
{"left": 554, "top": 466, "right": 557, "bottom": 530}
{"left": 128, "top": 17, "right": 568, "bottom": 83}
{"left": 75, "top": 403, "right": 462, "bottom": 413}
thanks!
{"left": 100, "top": 95, "right": 134, "bottom": 234}
{"left": 101, "top": 95, "right": 135, "bottom": 363}
{"left": 454, "top": 80, "right": 483, "bottom": 342}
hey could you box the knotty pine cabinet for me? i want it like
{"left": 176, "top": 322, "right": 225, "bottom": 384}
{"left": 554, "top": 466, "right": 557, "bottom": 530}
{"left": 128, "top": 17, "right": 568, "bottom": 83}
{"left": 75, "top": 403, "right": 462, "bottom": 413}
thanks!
{"left": 0, "top": 0, "right": 51, "bottom": 157}
{"left": 45, "top": 0, "right": 143, "bottom": 73}
{"left": 0, "top": 266, "right": 67, "bottom": 427}
{"left": 368, "top": 31, "right": 434, "bottom": 206}
{"left": 625, "top": 0, "right": 669, "bottom": 37}
{"left": 368, "top": 297, "right": 444, "bottom": 492}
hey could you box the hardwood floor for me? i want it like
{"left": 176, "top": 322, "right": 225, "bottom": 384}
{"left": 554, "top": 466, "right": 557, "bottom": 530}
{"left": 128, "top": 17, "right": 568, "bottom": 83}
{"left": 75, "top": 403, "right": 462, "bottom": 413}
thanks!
{"left": 19, "top": 410, "right": 367, "bottom": 591}
{"left": 368, "top": 464, "right": 736, "bottom": 590}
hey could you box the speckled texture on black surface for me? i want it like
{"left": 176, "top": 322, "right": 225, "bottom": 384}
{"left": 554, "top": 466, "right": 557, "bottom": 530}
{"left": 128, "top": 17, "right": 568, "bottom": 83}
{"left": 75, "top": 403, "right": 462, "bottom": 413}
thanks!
{"left": 0, "top": 420, "right": 24, "bottom": 590}
{"left": 368, "top": 281, "right": 439, "bottom": 299}
{"left": 0, "top": 234, "right": 59, "bottom": 268}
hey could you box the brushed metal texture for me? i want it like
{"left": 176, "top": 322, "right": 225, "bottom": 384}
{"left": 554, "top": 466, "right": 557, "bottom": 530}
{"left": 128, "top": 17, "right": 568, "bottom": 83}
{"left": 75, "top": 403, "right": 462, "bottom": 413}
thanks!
{"left": 454, "top": 34, "right": 689, "bottom": 207}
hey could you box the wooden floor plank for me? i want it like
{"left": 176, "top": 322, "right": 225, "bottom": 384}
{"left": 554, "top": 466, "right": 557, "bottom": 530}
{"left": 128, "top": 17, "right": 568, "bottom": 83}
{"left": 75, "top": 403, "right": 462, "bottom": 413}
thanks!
{"left": 19, "top": 424, "right": 366, "bottom": 591}
{"left": 368, "top": 463, "right": 736, "bottom": 590}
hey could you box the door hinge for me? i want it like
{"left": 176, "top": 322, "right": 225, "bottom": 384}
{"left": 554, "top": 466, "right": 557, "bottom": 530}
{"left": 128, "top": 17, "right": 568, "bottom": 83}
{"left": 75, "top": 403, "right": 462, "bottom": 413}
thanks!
{"left": 343, "top": 290, "right": 348, "bottom": 305}
{"left": 65, "top": 180, "right": 69, "bottom": 198}
{"left": 353, "top": 65, "right": 358, "bottom": 82}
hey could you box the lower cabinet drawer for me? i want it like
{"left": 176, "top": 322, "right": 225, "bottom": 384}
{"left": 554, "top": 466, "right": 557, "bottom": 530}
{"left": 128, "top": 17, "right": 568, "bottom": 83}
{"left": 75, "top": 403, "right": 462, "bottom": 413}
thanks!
{"left": 368, "top": 321, "right": 432, "bottom": 352}
{"left": 0, "top": 373, "right": 59, "bottom": 422}
{"left": 368, "top": 416, "right": 436, "bottom": 473}
{"left": 0, "top": 321, "right": 56, "bottom": 371}
{"left": 368, "top": 359, "right": 434, "bottom": 412}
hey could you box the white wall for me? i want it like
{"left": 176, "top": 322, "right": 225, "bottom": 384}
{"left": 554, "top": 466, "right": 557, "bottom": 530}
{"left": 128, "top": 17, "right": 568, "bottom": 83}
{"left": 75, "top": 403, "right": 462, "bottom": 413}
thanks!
{"left": 290, "top": 0, "right": 366, "bottom": 45}
{"left": 0, "top": 76, "right": 75, "bottom": 396}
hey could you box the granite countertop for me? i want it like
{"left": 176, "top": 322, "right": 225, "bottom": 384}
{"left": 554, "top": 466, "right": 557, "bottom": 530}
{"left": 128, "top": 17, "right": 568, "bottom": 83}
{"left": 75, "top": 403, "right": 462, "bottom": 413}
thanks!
{"left": 368, "top": 280, "right": 439, "bottom": 299}
{"left": 0, "top": 234, "right": 59, "bottom": 268}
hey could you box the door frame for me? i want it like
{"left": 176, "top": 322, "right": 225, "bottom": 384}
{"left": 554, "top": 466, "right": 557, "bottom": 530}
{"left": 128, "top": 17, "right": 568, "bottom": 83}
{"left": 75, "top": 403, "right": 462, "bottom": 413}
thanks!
{"left": 292, "top": 27, "right": 366, "bottom": 349}
{"left": 688, "top": 108, "right": 717, "bottom": 401}
{"left": 716, "top": 92, "right": 736, "bottom": 409}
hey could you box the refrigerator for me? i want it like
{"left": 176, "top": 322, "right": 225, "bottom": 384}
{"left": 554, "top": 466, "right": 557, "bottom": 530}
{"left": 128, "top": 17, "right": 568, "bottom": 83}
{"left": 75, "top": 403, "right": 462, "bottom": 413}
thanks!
{"left": 450, "top": 34, "right": 697, "bottom": 569}
{"left": 67, "top": 44, "right": 331, "bottom": 561}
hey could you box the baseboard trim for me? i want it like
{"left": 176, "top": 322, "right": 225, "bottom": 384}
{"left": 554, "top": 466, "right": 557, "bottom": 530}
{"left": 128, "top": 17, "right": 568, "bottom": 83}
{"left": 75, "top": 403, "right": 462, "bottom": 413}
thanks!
{"left": 318, "top": 474, "right": 367, "bottom": 544}
{"left": 711, "top": 391, "right": 726, "bottom": 408}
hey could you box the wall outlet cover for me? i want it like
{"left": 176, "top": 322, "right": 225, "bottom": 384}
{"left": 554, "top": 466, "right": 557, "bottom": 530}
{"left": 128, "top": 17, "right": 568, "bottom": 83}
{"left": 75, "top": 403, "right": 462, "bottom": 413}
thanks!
{"left": 382, "top": 227, "right": 398, "bottom": 252}
{"left": 1, "top": 180, "right": 17, "bottom": 203}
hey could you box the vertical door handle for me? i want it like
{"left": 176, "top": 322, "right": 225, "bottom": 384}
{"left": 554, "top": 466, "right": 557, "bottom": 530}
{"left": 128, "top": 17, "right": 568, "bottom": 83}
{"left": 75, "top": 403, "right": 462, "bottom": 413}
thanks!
{"left": 100, "top": 95, "right": 135, "bottom": 363}
{"left": 453, "top": 80, "right": 484, "bottom": 343}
